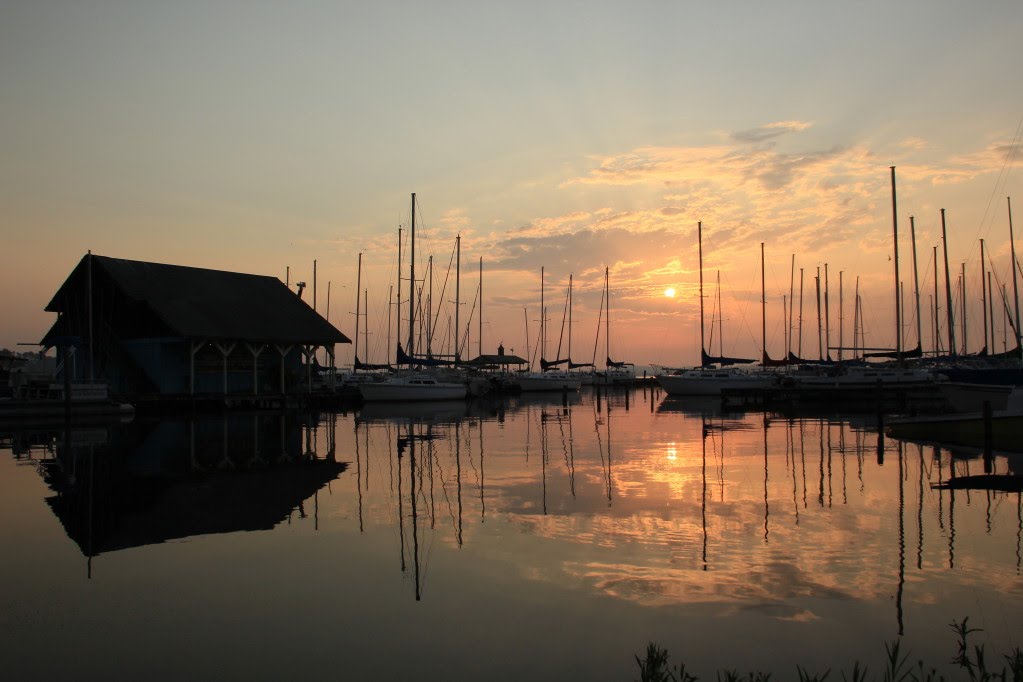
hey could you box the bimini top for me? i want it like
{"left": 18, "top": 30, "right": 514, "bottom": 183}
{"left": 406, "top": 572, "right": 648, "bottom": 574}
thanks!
{"left": 43, "top": 254, "right": 350, "bottom": 346}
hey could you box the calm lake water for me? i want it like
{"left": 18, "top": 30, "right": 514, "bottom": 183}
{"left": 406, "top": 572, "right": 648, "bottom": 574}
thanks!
{"left": 3, "top": 387, "right": 1022, "bottom": 680}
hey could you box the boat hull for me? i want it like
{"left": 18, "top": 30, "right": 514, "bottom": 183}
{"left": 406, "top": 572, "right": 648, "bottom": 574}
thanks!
{"left": 887, "top": 411, "right": 1023, "bottom": 452}
{"left": 514, "top": 375, "right": 582, "bottom": 392}
{"left": 0, "top": 399, "right": 134, "bottom": 424}
{"left": 795, "top": 368, "right": 933, "bottom": 388}
{"left": 939, "top": 382, "right": 1014, "bottom": 413}
{"left": 656, "top": 372, "right": 774, "bottom": 397}
{"left": 358, "top": 383, "right": 467, "bottom": 402}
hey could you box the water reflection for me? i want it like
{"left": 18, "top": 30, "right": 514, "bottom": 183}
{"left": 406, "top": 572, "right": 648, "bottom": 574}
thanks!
{"left": 329, "top": 393, "right": 1023, "bottom": 619}
{"left": 3, "top": 388, "right": 1023, "bottom": 674}
{"left": 13, "top": 414, "right": 347, "bottom": 572}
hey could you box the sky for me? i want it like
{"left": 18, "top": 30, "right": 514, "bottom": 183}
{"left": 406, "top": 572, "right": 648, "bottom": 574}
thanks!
{"left": 2, "top": 0, "right": 1022, "bottom": 367}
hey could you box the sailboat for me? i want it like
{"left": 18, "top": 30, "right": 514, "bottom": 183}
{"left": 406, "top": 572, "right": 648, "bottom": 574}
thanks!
{"left": 794, "top": 168, "right": 935, "bottom": 391}
{"left": 564, "top": 274, "right": 595, "bottom": 385}
{"left": 513, "top": 268, "right": 582, "bottom": 392}
{"left": 359, "top": 193, "right": 467, "bottom": 402}
{"left": 597, "top": 266, "right": 636, "bottom": 385}
{"left": 657, "top": 222, "right": 775, "bottom": 396}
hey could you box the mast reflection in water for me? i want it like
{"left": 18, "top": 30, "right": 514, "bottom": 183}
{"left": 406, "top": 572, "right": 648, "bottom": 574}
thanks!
{"left": 3, "top": 388, "right": 1022, "bottom": 680}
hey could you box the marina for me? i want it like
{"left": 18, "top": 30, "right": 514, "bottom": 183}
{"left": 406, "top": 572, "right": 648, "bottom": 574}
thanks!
{"left": 4, "top": 5, "right": 1023, "bottom": 678}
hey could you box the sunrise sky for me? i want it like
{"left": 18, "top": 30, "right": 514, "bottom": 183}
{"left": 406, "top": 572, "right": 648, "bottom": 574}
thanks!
{"left": 3, "top": 1, "right": 1022, "bottom": 367}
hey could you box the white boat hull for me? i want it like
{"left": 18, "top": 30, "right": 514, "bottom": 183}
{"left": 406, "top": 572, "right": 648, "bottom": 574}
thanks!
{"left": 656, "top": 372, "right": 774, "bottom": 396}
{"left": 796, "top": 368, "right": 934, "bottom": 388}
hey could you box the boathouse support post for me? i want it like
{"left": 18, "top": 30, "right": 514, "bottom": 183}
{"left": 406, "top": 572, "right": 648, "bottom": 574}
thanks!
{"left": 247, "top": 343, "right": 265, "bottom": 396}
{"left": 189, "top": 340, "right": 205, "bottom": 396}
{"left": 276, "top": 344, "right": 293, "bottom": 396}
{"left": 215, "top": 342, "right": 237, "bottom": 396}
{"left": 189, "top": 419, "right": 197, "bottom": 470}
{"left": 304, "top": 345, "right": 316, "bottom": 394}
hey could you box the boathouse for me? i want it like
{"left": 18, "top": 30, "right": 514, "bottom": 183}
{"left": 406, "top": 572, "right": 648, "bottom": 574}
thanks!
{"left": 41, "top": 254, "right": 350, "bottom": 397}
{"left": 466, "top": 344, "right": 528, "bottom": 371}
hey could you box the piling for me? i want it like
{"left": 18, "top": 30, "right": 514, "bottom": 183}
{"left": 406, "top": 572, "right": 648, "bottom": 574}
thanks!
{"left": 983, "top": 400, "right": 994, "bottom": 472}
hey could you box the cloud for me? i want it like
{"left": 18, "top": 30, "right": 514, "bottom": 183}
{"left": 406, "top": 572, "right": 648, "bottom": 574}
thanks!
{"left": 942, "top": 139, "right": 1023, "bottom": 183}
{"left": 899, "top": 137, "right": 929, "bottom": 151}
{"left": 347, "top": 123, "right": 1022, "bottom": 364}
{"left": 730, "top": 120, "right": 813, "bottom": 144}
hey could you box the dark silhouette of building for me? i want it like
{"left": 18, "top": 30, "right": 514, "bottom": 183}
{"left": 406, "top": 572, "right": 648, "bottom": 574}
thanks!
{"left": 41, "top": 254, "right": 349, "bottom": 397}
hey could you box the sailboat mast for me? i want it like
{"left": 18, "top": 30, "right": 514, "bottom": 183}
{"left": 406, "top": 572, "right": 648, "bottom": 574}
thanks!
{"left": 933, "top": 246, "right": 940, "bottom": 354}
{"left": 524, "top": 307, "right": 529, "bottom": 366}
{"left": 606, "top": 267, "right": 611, "bottom": 368}
{"left": 387, "top": 284, "right": 393, "bottom": 364}
{"left": 761, "top": 243, "right": 767, "bottom": 363}
{"left": 839, "top": 271, "right": 844, "bottom": 362}
{"left": 455, "top": 234, "right": 461, "bottom": 363}
{"left": 988, "top": 271, "right": 996, "bottom": 355}
{"left": 87, "top": 251, "right": 93, "bottom": 381}
{"left": 354, "top": 251, "right": 362, "bottom": 372}
{"left": 798, "top": 268, "right": 804, "bottom": 358}
{"left": 981, "top": 238, "right": 989, "bottom": 354}
{"left": 541, "top": 266, "right": 545, "bottom": 367}
{"left": 479, "top": 257, "right": 483, "bottom": 358}
{"left": 909, "top": 215, "right": 922, "bottom": 353}
{"left": 1004, "top": 283, "right": 1010, "bottom": 352}
{"left": 900, "top": 282, "right": 906, "bottom": 353}
{"left": 961, "top": 262, "right": 967, "bottom": 354}
{"left": 396, "top": 226, "right": 402, "bottom": 363}
{"left": 782, "top": 295, "right": 787, "bottom": 362}
{"left": 699, "top": 221, "right": 705, "bottom": 364}
{"left": 427, "top": 256, "right": 433, "bottom": 356}
{"left": 408, "top": 193, "right": 416, "bottom": 358}
{"left": 717, "top": 271, "right": 724, "bottom": 358}
{"left": 815, "top": 268, "right": 823, "bottom": 361}
{"left": 1008, "top": 197, "right": 1021, "bottom": 359}
{"left": 326, "top": 281, "right": 331, "bottom": 368}
{"left": 929, "top": 294, "right": 935, "bottom": 356}
{"left": 891, "top": 167, "right": 902, "bottom": 361}
{"left": 364, "top": 288, "right": 369, "bottom": 365}
{"left": 788, "top": 254, "right": 795, "bottom": 360}
{"left": 941, "top": 208, "right": 956, "bottom": 357}
{"left": 568, "top": 274, "right": 573, "bottom": 364}
{"left": 853, "top": 276, "right": 861, "bottom": 359}
{"left": 824, "top": 263, "right": 830, "bottom": 361}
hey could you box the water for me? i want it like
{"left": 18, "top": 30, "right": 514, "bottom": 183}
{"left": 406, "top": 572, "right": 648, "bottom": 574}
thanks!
{"left": 2, "top": 388, "right": 1022, "bottom": 680}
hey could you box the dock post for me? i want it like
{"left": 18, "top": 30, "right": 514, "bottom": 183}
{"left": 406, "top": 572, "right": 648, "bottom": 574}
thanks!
{"left": 876, "top": 379, "right": 885, "bottom": 466}
{"left": 983, "top": 400, "right": 993, "bottom": 472}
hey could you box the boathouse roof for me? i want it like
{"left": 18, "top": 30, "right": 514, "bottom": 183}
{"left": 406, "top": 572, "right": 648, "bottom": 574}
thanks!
{"left": 466, "top": 353, "right": 528, "bottom": 367}
{"left": 43, "top": 254, "right": 350, "bottom": 346}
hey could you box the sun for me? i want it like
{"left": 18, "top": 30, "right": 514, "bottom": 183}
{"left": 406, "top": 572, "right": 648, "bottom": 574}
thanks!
{"left": 663, "top": 287, "right": 676, "bottom": 298}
